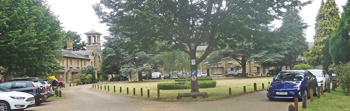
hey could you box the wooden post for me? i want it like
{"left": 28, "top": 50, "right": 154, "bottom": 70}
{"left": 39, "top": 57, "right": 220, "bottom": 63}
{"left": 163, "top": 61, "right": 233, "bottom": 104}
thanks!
{"left": 229, "top": 88, "right": 232, "bottom": 96}
{"left": 302, "top": 94, "right": 307, "bottom": 109}
{"left": 288, "top": 104, "right": 295, "bottom": 111}
{"left": 55, "top": 90, "right": 58, "bottom": 97}
{"left": 127, "top": 87, "right": 129, "bottom": 94}
{"left": 114, "top": 86, "right": 116, "bottom": 93}
{"left": 254, "top": 83, "right": 257, "bottom": 91}
{"left": 310, "top": 89, "right": 314, "bottom": 102}
{"left": 262, "top": 83, "right": 265, "bottom": 89}
{"left": 294, "top": 97, "right": 298, "bottom": 111}
{"left": 141, "top": 88, "right": 143, "bottom": 96}
{"left": 244, "top": 86, "right": 246, "bottom": 93}
{"left": 321, "top": 84, "right": 324, "bottom": 95}
{"left": 332, "top": 81, "right": 335, "bottom": 91}
{"left": 59, "top": 90, "right": 62, "bottom": 97}
{"left": 104, "top": 86, "right": 106, "bottom": 91}
{"left": 157, "top": 88, "right": 160, "bottom": 98}
{"left": 147, "top": 89, "right": 150, "bottom": 98}
{"left": 133, "top": 88, "right": 135, "bottom": 96}
{"left": 120, "top": 87, "right": 122, "bottom": 93}
{"left": 317, "top": 86, "right": 321, "bottom": 98}
{"left": 108, "top": 86, "right": 110, "bottom": 92}
{"left": 327, "top": 83, "right": 331, "bottom": 93}
{"left": 70, "top": 83, "right": 71, "bottom": 87}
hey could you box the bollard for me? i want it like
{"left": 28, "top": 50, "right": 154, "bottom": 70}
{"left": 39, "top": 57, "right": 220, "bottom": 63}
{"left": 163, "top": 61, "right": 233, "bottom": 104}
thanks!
{"left": 59, "top": 90, "right": 62, "bottom": 97}
{"left": 133, "top": 88, "right": 135, "bottom": 96}
{"left": 327, "top": 83, "right": 331, "bottom": 93}
{"left": 55, "top": 90, "right": 58, "bottom": 97}
{"left": 114, "top": 86, "right": 116, "bottom": 93}
{"left": 127, "top": 87, "right": 129, "bottom": 94}
{"left": 332, "top": 82, "right": 335, "bottom": 91}
{"left": 254, "top": 83, "right": 257, "bottom": 91}
{"left": 310, "top": 89, "right": 314, "bottom": 102}
{"left": 108, "top": 86, "right": 110, "bottom": 92}
{"left": 302, "top": 94, "right": 307, "bottom": 109}
{"left": 120, "top": 87, "right": 122, "bottom": 93}
{"left": 294, "top": 97, "right": 298, "bottom": 111}
{"left": 321, "top": 84, "right": 324, "bottom": 95}
{"left": 141, "top": 88, "right": 143, "bottom": 96}
{"left": 317, "top": 86, "right": 321, "bottom": 98}
{"left": 243, "top": 86, "right": 246, "bottom": 93}
{"left": 104, "top": 86, "right": 106, "bottom": 91}
{"left": 70, "top": 83, "right": 71, "bottom": 87}
{"left": 229, "top": 88, "right": 232, "bottom": 96}
{"left": 157, "top": 88, "right": 160, "bottom": 98}
{"left": 262, "top": 83, "right": 264, "bottom": 89}
{"left": 288, "top": 104, "right": 295, "bottom": 111}
{"left": 147, "top": 89, "right": 150, "bottom": 98}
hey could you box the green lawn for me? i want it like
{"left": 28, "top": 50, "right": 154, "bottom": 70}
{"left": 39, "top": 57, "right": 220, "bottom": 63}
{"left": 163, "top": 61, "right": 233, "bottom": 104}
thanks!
{"left": 93, "top": 77, "right": 273, "bottom": 101}
{"left": 301, "top": 89, "right": 350, "bottom": 111}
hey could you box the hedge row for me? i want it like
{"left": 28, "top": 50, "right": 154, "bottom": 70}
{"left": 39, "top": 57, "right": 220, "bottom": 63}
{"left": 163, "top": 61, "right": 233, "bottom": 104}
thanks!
{"left": 158, "top": 80, "right": 216, "bottom": 90}
{"left": 174, "top": 77, "right": 213, "bottom": 82}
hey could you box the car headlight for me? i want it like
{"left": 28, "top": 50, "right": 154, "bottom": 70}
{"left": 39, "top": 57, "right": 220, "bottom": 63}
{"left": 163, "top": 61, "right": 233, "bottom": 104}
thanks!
{"left": 10, "top": 96, "right": 25, "bottom": 100}
{"left": 292, "top": 84, "right": 301, "bottom": 90}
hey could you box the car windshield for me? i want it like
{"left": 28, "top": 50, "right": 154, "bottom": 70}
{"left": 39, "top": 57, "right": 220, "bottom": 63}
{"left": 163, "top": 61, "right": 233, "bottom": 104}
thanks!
{"left": 0, "top": 86, "right": 11, "bottom": 92}
{"left": 308, "top": 70, "right": 323, "bottom": 77}
{"left": 274, "top": 72, "right": 304, "bottom": 81}
{"left": 0, "top": 82, "right": 13, "bottom": 89}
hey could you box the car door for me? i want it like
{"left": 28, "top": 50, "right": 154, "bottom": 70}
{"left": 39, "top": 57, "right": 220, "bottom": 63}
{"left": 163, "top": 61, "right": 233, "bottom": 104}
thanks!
{"left": 305, "top": 71, "right": 316, "bottom": 90}
{"left": 323, "top": 70, "right": 330, "bottom": 85}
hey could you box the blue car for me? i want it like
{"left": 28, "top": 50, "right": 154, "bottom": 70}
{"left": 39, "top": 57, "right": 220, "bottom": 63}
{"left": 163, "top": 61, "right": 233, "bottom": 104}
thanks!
{"left": 267, "top": 70, "right": 318, "bottom": 100}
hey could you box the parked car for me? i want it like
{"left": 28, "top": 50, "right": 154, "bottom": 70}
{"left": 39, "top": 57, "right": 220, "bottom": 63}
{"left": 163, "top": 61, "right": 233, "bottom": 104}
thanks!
{"left": 0, "top": 86, "right": 35, "bottom": 111}
{"left": 329, "top": 69, "right": 337, "bottom": 81}
{"left": 225, "top": 71, "right": 235, "bottom": 77}
{"left": 163, "top": 74, "right": 170, "bottom": 79}
{"left": 307, "top": 69, "right": 331, "bottom": 91}
{"left": 151, "top": 72, "right": 162, "bottom": 79}
{"left": 0, "top": 81, "right": 45, "bottom": 106}
{"left": 267, "top": 70, "right": 318, "bottom": 100}
{"left": 11, "top": 78, "right": 50, "bottom": 101}
{"left": 198, "top": 72, "right": 208, "bottom": 77}
{"left": 141, "top": 72, "right": 147, "bottom": 79}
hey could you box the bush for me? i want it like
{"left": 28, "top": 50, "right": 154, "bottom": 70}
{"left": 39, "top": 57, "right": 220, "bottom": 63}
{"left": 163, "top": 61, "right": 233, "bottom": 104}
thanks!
{"left": 293, "top": 64, "right": 313, "bottom": 70}
{"left": 175, "top": 77, "right": 213, "bottom": 82}
{"left": 72, "top": 73, "right": 85, "bottom": 85}
{"left": 158, "top": 80, "right": 216, "bottom": 90}
{"left": 336, "top": 64, "right": 350, "bottom": 96}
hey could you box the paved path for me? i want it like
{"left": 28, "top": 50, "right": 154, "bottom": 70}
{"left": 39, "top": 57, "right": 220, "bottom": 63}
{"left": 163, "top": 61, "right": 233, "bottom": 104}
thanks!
{"left": 26, "top": 84, "right": 296, "bottom": 111}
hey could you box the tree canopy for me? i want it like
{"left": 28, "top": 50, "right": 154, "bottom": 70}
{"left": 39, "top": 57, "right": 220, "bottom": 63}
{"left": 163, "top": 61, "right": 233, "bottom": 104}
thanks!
{"left": 329, "top": 0, "right": 350, "bottom": 64}
{"left": 306, "top": 0, "right": 340, "bottom": 68}
{"left": 63, "top": 31, "right": 86, "bottom": 50}
{"left": 0, "top": 0, "right": 64, "bottom": 78}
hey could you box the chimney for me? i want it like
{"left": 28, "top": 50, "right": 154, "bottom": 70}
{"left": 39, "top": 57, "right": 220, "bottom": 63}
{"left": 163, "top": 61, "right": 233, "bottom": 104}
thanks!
{"left": 66, "top": 40, "right": 73, "bottom": 51}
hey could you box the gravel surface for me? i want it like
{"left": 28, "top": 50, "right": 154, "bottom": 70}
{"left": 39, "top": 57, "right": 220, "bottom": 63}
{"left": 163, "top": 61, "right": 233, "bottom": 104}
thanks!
{"left": 26, "top": 84, "right": 296, "bottom": 111}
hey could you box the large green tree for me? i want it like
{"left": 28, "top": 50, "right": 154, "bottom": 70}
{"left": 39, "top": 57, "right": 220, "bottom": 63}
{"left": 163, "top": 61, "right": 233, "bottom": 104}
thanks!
{"left": 0, "top": 0, "right": 64, "bottom": 79}
{"left": 155, "top": 50, "right": 190, "bottom": 74}
{"left": 94, "top": 0, "right": 309, "bottom": 92}
{"left": 306, "top": 0, "right": 340, "bottom": 69}
{"left": 329, "top": 0, "right": 350, "bottom": 64}
{"left": 100, "top": 36, "right": 123, "bottom": 80}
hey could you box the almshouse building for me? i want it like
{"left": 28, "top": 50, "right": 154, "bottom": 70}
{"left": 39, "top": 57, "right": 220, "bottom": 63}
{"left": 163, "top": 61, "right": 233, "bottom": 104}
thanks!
{"left": 56, "top": 30, "right": 102, "bottom": 83}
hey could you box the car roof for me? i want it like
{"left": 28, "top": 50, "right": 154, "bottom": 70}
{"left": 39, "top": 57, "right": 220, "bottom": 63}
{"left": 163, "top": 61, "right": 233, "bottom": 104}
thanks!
{"left": 280, "top": 70, "right": 306, "bottom": 73}
{"left": 307, "top": 69, "right": 323, "bottom": 71}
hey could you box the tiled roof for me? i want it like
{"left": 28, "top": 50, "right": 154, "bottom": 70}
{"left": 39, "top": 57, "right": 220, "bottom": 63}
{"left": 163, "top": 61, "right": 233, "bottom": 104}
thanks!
{"left": 61, "top": 50, "right": 90, "bottom": 60}
{"left": 84, "top": 29, "right": 102, "bottom": 35}
{"left": 74, "top": 50, "right": 93, "bottom": 56}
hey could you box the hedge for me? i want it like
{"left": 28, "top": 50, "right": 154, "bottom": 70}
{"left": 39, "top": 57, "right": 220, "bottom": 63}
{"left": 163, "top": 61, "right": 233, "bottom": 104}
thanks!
{"left": 174, "top": 77, "right": 213, "bottom": 82}
{"left": 158, "top": 80, "right": 216, "bottom": 90}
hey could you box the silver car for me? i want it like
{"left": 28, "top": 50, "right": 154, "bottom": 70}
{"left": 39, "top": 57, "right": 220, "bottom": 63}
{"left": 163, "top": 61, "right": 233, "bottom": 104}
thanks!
{"left": 307, "top": 69, "right": 331, "bottom": 91}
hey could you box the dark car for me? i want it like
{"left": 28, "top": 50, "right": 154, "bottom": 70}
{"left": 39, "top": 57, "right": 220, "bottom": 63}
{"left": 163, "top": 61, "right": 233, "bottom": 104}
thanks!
{"left": 12, "top": 77, "right": 51, "bottom": 101}
{"left": 267, "top": 70, "right": 318, "bottom": 100}
{"left": 329, "top": 69, "right": 336, "bottom": 81}
{"left": 0, "top": 81, "right": 45, "bottom": 106}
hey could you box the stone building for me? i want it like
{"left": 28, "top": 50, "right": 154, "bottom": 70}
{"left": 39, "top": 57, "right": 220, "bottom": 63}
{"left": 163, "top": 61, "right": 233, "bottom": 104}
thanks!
{"left": 55, "top": 30, "right": 102, "bottom": 83}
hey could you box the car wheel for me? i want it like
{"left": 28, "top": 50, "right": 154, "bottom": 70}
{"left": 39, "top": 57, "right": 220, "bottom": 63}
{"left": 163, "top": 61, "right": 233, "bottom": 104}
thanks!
{"left": 268, "top": 97, "right": 274, "bottom": 101}
{"left": 35, "top": 97, "right": 42, "bottom": 106}
{"left": 0, "top": 101, "right": 10, "bottom": 111}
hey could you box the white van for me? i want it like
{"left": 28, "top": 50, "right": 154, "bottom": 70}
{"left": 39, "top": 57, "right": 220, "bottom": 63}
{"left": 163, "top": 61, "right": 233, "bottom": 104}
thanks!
{"left": 151, "top": 72, "right": 162, "bottom": 79}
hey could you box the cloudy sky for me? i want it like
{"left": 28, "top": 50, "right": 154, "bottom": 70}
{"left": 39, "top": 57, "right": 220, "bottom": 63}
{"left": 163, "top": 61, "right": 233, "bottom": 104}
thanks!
{"left": 47, "top": 0, "right": 347, "bottom": 44}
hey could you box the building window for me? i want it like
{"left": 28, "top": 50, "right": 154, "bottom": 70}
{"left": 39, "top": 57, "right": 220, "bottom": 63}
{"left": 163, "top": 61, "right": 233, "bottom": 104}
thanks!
{"left": 61, "top": 60, "right": 64, "bottom": 66}
{"left": 60, "top": 74, "right": 63, "bottom": 78}
{"left": 77, "top": 60, "right": 79, "bottom": 66}
{"left": 214, "top": 68, "right": 222, "bottom": 74}
{"left": 70, "top": 59, "right": 72, "bottom": 66}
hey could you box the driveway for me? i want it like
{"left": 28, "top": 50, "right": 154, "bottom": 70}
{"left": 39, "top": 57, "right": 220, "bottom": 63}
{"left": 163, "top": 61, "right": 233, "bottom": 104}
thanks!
{"left": 26, "top": 84, "right": 296, "bottom": 111}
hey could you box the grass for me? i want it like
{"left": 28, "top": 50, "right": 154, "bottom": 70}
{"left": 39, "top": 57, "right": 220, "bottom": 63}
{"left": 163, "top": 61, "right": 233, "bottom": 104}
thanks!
{"left": 93, "top": 77, "right": 273, "bottom": 101}
{"left": 300, "top": 88, "right": 350, "bottom": 111}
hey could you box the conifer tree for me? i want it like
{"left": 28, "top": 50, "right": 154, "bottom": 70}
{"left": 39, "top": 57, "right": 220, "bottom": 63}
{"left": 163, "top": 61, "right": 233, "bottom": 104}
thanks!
{"left": 306, "top": 0, "right": 340, "bottom": 70}
{"left": 329, "top": 0, "right": 350, "bottom": 64}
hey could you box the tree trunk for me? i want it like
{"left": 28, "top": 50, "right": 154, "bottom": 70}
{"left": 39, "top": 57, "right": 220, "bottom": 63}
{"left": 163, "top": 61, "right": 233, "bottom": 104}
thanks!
{"left": 128, "top": 72, "right": 132, "bottom": 81}
{"left": 190, "top": 50, "right": 199, "bottom": 93}
{"left": 241, "top": 57, "right": 247, "bottom": 77}
{"left": 138, "top": 71, "right": 142, "bottom": 81}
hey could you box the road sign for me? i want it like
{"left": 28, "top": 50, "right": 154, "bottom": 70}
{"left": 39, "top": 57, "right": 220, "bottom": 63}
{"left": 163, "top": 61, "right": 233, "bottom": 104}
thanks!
{"left": 191, "top": 75, "right": 197, "bottom": 81}
{"left": 191, "top": 70, "right": 197, "bottom": 75}
{"left": 191, "top": 59, "right": 196, "bottom": 65}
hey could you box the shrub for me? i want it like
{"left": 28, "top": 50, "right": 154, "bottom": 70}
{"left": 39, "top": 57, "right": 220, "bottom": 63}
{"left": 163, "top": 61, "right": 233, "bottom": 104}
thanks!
{"left": 336, "top": 64, "right": 350, "bottom": 96}
{"left": 72, "top": 73, "right": 85, "bottom": 85}
{"left": 293, "top": 64, "right": 313, "bottom": 70}
{"left": 175, "top": 77, "right": 213, "bottom": 82}
{"left": 158, "top": 80, "right": 216, "bottom": 90}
